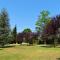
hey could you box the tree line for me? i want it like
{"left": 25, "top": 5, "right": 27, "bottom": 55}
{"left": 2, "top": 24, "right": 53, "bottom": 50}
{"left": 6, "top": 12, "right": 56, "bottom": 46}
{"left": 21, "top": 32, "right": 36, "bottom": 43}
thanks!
{"left": 0, "top": 8, "right": 60, "bottom": 47}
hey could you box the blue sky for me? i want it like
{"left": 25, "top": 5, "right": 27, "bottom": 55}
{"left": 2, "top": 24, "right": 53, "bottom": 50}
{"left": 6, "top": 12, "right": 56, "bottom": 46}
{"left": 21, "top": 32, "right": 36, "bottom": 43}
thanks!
{"left": 0, "top": 0, "right": 60, "bottom": 32}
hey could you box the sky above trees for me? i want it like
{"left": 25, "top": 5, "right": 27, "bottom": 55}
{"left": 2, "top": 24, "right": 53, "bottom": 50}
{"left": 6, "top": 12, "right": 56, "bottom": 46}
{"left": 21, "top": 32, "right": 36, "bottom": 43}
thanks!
{"left": 0, "top": 0, "right": 60, "bottom": 32}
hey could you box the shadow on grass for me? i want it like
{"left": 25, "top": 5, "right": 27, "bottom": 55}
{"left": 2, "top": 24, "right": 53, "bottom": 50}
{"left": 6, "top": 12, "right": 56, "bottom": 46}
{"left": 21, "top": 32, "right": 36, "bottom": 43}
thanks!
{"left": 56, "top": 58, "right": 60, "bottom": 60}
{"left": 0, "top": 48, "right": 3, "bottom": 50}
{"left": 0, "top": 45, "right": 15, "bottom": 48}
{"left": 3, "top": 45, "right": 15, "bottom": 48}
{"left": 40, "top": 45, "right": 54, "bottom": 48}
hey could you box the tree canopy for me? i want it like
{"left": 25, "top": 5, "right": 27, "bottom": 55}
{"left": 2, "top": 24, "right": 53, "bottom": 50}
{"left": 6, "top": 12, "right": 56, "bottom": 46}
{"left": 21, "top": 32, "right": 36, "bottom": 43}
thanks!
{"left": 35, "top": 10, "right": 50, "bottom": 32}
{"left": 23, "top": 28, "right": 32, "bottom": 33}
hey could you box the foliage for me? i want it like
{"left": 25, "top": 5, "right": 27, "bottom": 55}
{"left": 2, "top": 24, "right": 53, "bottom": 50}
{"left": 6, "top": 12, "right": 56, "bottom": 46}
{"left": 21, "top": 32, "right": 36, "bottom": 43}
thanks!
{"left": 12, "top": 25, "right": 17, "bottom": 44}
{"left": 0, "top": 8, "right": 10, "bottom": 47}
{"left": 17, "top": 33, "right": 24, "bottom": 44}
{"left": 23, "top": 28, "right": 32, "bottom": 33}
{"left": 35, "top": 10, "right": 50, "bottom": 32}
{"left": 22, "top": 28, "right": 33, "bottom": 44}
{"left": 42, "top": 15, "right": 60, "bottom": 47}
{"left": 17, "top": 32, "right": 39, "bottom": 45}
{"left": 0, "top": 8, "right": 60, "bottom": 47}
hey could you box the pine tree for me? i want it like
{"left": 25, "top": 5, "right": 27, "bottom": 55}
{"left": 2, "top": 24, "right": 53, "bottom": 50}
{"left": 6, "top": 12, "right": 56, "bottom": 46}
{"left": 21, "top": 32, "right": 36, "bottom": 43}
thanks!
{"left": 0, "top": 8, "right": 10, "bottom": 47}
{"left": 12, "top": 25, "right": 17, "bottom": 44}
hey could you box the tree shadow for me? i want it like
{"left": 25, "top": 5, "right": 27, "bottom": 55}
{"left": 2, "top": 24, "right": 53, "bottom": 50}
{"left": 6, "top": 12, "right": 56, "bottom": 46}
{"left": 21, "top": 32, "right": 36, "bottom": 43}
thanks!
{"left": 3, "top": 45, "right": 15, "bottom": 48}
{"left": 0, "top": 45, "right": 15, "bottom": 48}
{"left": 0, "top": 48, "right": 3, "bottom": 50}
{"left": 40, "top": 45, "right": 54, "bottom": 48}
{"left": 56, "top": 58, "right": 60, "bottom": 60}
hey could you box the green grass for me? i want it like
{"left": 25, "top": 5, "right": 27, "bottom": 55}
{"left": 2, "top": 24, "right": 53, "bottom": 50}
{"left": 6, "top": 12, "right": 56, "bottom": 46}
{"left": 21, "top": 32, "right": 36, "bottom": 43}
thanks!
{"left": 0, "top": 44, "right": 60, "bottom": 60}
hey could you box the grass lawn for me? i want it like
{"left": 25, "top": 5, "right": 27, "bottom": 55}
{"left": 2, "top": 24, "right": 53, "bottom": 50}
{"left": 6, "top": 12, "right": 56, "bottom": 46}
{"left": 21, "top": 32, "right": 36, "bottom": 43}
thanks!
{"left": 0, "top": 44, "right": 60, "bottom": 60}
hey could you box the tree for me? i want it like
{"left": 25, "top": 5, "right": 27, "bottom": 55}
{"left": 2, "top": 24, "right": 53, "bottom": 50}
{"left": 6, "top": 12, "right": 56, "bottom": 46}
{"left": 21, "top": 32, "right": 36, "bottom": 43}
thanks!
{"left": 22, "top": 28, "right": 32, "bottom": 45}
{"left": 0, "top": 8, "right": 10, "bottom": 47}
{"left": 35, "top": 10, "right": 50, "bottom": 44}
{"left": 12, "top": 25, "right": 17, "bottom": 44}
{"left": 23, "top": 28, "right": 32, "bottom": 33}
{"left": 35, "top": 10, "right": 50, "bottom": 32}
{"left": 43, "top": 15, "right": 60, "bottom": 47}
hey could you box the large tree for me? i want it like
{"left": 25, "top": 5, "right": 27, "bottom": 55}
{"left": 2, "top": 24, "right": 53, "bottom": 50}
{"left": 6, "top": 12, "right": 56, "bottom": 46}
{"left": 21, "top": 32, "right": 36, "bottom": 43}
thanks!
{"left": 43, "top": 15, "right": 60, "bottom": 47}
{"left": 0, "top": 8, "right": 10, "bottom": 46}
{"left": 35, "top": 10, "right": 50, "bottom": 44}
{"left": 35, "top": 10, "right": 50, "bottom": 32}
